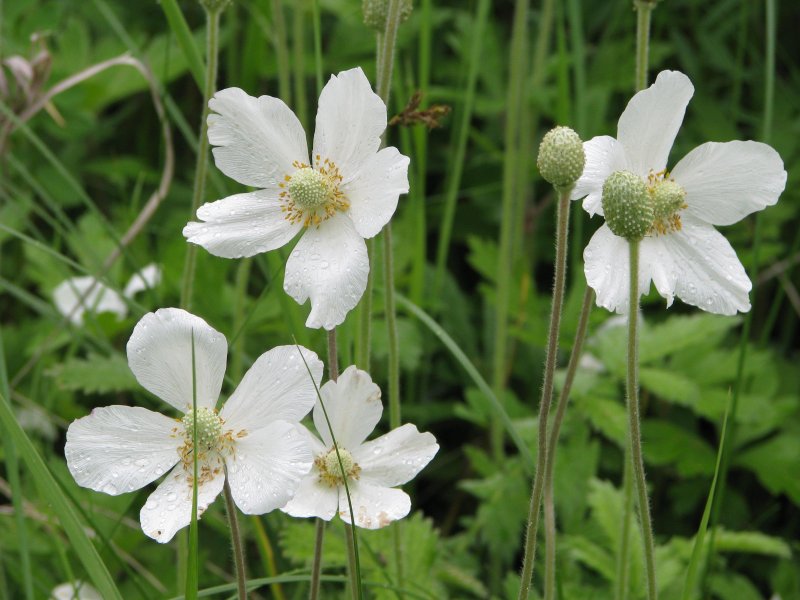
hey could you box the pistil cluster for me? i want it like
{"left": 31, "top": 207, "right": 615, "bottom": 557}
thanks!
{"left": 279, "top": 157, "right": 349, "bottom": 228}
{"left": 646, "top": 170, "right": 687, "bottom": 236}
{"left": 315, "top": 447, "right": 361, "bottom": 487}
{"left": 176, "top": 407, "right": 240, "bottom": 485}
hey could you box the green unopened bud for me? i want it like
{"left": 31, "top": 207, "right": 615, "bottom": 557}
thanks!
{"left": 536, "top": 126, "right": 585, "bottom": 190}
{"left": 362, "top": 0, "right": 413, "bottom": 32}
{"left": 602, "top": 171, "right": 653, "bottom": 242}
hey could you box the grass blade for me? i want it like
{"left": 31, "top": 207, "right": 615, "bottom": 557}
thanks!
{"left": 185, "top": 329, "right": 200, "bottom": 600}
{"left": 160, "top": 0, "right": 206, "bottom": 91}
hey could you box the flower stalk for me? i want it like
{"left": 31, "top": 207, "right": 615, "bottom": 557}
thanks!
{"left": 626, "top": 241, "right": 658, "bottom": 600}
{"left": 180, "top": 1, "right": 225, "bottom": 310}
{"left": 517, "top": 185, "right": 571, "bottom": 600}
{"left": 543, "top": 286, "right": 594, "bottom": 600}
{"left": 223, "top": 478, "right": 248, "bottom": 600}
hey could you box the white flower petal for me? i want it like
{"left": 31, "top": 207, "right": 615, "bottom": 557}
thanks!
{"left": 139, "top": 462, "right": 225, "bottom": 543}
{"left": 53, "top": 277, "right": 127, "bottom": 325}
{"left": 672, "top": 141, "right": 787, "bottom": 226}
{"left": 225, "top": 421, "right": 313, "bottom": 514}
{"left": 65, "top": 406, "right": 180, "bottom": 495}
{"left": 353, "top": 423, "right": 438, "bottom": 487}
{"left": 659, "top": 217, "right": 751, "bottom": 314}
{"left": 338, "top": 481, "right": 410, "bottom": 529}
{"left": 127, "top": 308, "right": 227, "bottom": 412}
{"left": 284, "top": 214, "right": 369, "bottom": 330}
{"left": 312, "top": 68, "right": 386, "bottom": 177}
{"left": 342, "top": 146, "right": 409, "bottom": 238}
{"left": 617, "top": 71, "right": 694, "bottom": 176}
{"left": 641, "top": 236, "right": 679, "bottom": 308}
{"left": 583, "top": 224, "right": 652, "bottom": 314}
{"left": 183, "top": 190, "right": 302, "bottom": 259}
{"left": 313, "top": 366, "right": 382, "bottom": 449}
{"left": 51, "top": 581, "right": 103, "bottom": 600}
{"left": 280, "top": 471, "right": 339, "bottom": 521}
{"left": 123, "top": 264, "right": 162, "bottom": 298}
{"left": 208, "top": 87, "right": 308, "bottom": 188}
{"left": 570, "top": 135, "right": 627, "bottom": 216}
{"left": 220, "top": 345, "right": 322, "bottom": 431}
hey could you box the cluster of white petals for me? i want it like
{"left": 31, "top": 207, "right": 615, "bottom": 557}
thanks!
{"left": 184, "top": 67, "right": 410, "bottom": 330}
{"left": 53, "top": 264, "right": 161, "bottom": 325}
{"left": 572, "top": 70, "right": 786, "bottom": 315}
{"left": 65, "top": 308, "right": 323, "bottom": 543}
{"left": 282, "top": 366, "right": 439, "bottom": 529}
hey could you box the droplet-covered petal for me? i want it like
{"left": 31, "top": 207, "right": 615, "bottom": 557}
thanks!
{"left": 139, "top": 462, "right": 225, "bottom": 543}
{"left": 616, "top": 71, "right": 694, "bottom": 177}
{"left": 183, "top": 190, "right": 302, "bottom": 259}
{"left": 283, "top": 214, "right": 369, "bottom": 330}
{"left": 220, "top": 345, "right": 323, "bottom": 432}
{"left": 341, "top": 146, "right": 409, "bottom": 239}
{"left": 127, "top": 308, "right": 227, "bottom": 412}
{"left": 208, "top": 87, "right": 308, "bottom": 188}
{"left": 312, "top": 68, "right": 386, "bottom": 178}
{"left": 313, "top": 366, "right": 382, "bottom": 449}
{"left": 338, "top": 481, "right": 411, "bottom": 529}
{"left": 672, "top": 141, "right": 787, "bottom": 226}
{"left": 570, "top": 135, "right": 627, "bottom": 216}
{"left": 353, "top": 423, "right": 438, "bottom": 487}
{"left": 280, "top": 469, "right": 340, "bottom": 521}
{"left": 225, "top": 421, "right": 313, "bottom": 514}
{"left": 65, "top": 405, "right": 180, "bottom": 495}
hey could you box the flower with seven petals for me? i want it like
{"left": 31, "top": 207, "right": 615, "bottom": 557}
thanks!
{"left": 571, "top": 70, "right": 786, "bottom": 315}
{"left": 65, "top": 308, "right": 323, "bottom": 542}
{"left": 281, "top": 366, "right": 439, "bottom": 529}
{"left": 183, "top": 67, "right": 410, "bottom": 330}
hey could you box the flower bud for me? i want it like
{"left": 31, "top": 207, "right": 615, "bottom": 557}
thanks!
{"left": 536, "top": 126, "right": 585, "bottom": 190}
{"left": 601, "top": 171, "right": 653, "bottom": 242}
{"left": 362, "top": 0, "right": 413, "bottom": 32}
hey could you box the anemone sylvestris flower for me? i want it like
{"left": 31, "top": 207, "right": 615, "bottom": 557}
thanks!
{"left": 184, "top": 67, "right": 410, "bottom": 330}
{"left": 65, "top": 308, "right": 322, "bottom": 542}
{"left": 53, "top": 264, "right": 161, "bottom": 325}
{"left": 281, "top": 366, "right": 438, "bottom": 529}
{"left": 572, "top": 70, "right": 786, "bottom": 315}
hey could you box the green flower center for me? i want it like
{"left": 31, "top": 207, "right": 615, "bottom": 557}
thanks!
{"left": 279, "top": 158, "right": 349, "bottom": 228}
{"left": 315, "top": 447, "right": 361, "bottom": 488}
{"left": 646, "top": 171, "right": 687, "bottom": 236}
{"left": 601, "top": 170, "right": 653, "bottom": 242}
{"left": 181, "top": 407, "right": 223, "bottom": 451}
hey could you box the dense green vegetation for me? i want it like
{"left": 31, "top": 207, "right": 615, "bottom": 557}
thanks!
{"left": 1, "top": 0, "right": 798, "bottom": 598}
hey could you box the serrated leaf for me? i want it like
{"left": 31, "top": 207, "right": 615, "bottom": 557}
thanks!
{"left": 48, "top": 352, "right": 138, "bottom": 394}
{"left": 576, "top": 395, "right": 627, "bottom": 445}
{"left": 735, "top": 433, "right": 800, "bottom": 506}
{"left": 715, "top": 530, "right": 792, "bottom": 558}
{"left": 642, "top": 421, "right": 716, "bottom": 477}
{"left": 639, "top": 368, "right": 701, "bottom": 407}
{"left": 639, "top": 314, "right": 738, "bottom": 363}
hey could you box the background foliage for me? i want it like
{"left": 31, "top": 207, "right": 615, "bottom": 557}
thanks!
{"left": 1, "top": 0, "right": 798, "bottom": 598}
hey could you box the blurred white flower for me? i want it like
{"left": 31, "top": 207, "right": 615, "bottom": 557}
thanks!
{"left": 50, "top": 581, "right": 102, "bottom": 600}
{"left": 184, "top": 67, "right": 409, "bottom": 330}
{"left": 53, "top": 263, "right": 161, "bottom": 325}
{"left": 65, "top": 308, "right": 322, "bottom": 543}
{"left": 281, "top": 366, "right": 438, "bottom": 529}
{"left": 571, "top": 70, "right": 786, "bottom": 315}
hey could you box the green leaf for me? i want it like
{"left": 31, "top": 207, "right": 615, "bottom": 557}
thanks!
{"left": 0, "top": 391, "right": 122, "bottom": 600}
{"left": 735, "top": 432, "right": 800, "bottom": 505}
{"left": 714, "top": 529, "right": 792, "bottom": 558}
{"left": 642, "top": 421, "right": 716, "bottom": 477}
{"left": 639, "top": 368, "right": 701, "bottom": 407}
{"left": 639, "top": 314, "right": 738, "bottom": 363}
{"left": 47, "top": 353, "right": 138, "bottom": 394}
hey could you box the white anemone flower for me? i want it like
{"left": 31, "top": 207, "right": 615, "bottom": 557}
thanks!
{"left": 281, "top": 366, "right": 438, "bottom": 529}
{"left": 53, "top": 263, "right": 162, "bottom": 325}
{"left": 65, "top": 307, "right": 323, "bottom": 543}
{"left": 183, "top": 67, "right": 410, "bottom": 330}
{"left": 571, "top": 70, "right": 786, "bottom": 315}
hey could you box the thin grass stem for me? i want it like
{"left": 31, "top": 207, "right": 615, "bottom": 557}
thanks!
{"left": 223, "top": 479, "right": 248, "bottom": 600}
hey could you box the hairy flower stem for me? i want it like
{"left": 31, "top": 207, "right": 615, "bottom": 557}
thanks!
{"left": 543, "top": 286, "right": 594, "bottom": 600}
{"left": 517, "top": 187, "right": 571, "bottom": 600}
{"left": 634, "top": 1, "right": 656, "bottom": 91}
{"left": 627, "top": 242, "right": 658, "bottom": 600}
{"left": 180, "top": 3, "right": 224, "bottom": 310}
{"left": 223, "top": 479, "right": 248, "bottom": 600}
{"left": 309, "top": 329, "right": 341, "bottom": 600}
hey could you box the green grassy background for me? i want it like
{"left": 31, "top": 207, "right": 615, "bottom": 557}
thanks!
{"left": 1, "top": 0, "right": 798, "bottom": 598}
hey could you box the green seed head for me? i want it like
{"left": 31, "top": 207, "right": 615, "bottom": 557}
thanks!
{"left": 649, "top": 179, "right": 686, "bottom": 221}
{"left": 536, "top": 126, "right": 585, "bottom": 189}
{"left": 602, "top": 170, "right": 653, "bottom": 242}
{"left": 181, "top": 407, "right": 223, "bottom": 450}
{"left": 288, "top": 167, "right": 331, "bottom": 211}
{"left": 362, "top": 0, "right": 413, "bottom": 31}
{"left": 316, "top": 447, "right": 361, "bottom": 487}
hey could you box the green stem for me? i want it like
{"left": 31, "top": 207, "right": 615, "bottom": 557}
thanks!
{"left": 180, "top": 3, "right": 224, "bottom": 310}
{"left": 271, "top": 0, "right": 291, "bottom": 103}
{"left": 344, "top": 524, "right": 359, "bottom": 599}
{"left": 634, "top": 1, "right": 655, "bottom": 91}
{"left": 223, "top": 479, "right": 248, "bottom": 600}
{"left": 308, "top": 519, "right": 325, "bottom": 600}
{"left": 616, "top": 451, "right": 634, "bottom": 600}
{"left": 626, "top": 241, "right": 657, "bottom": 600}
{"left": 543, "top": 286, "right": 594, "bottom": 600}
{"left": 517, "top": 187, "right": 571, "bottom": 600}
